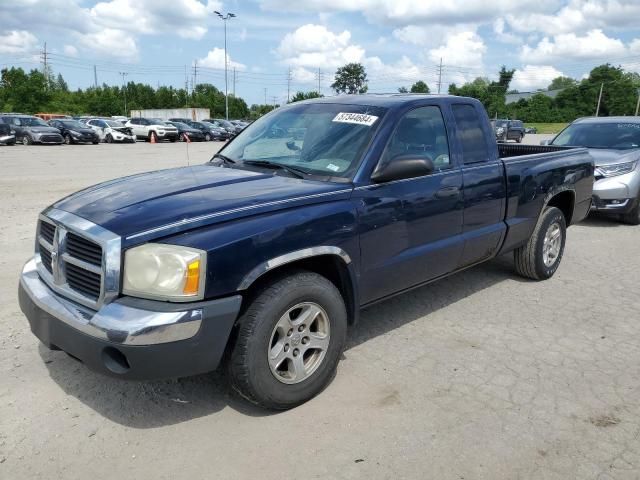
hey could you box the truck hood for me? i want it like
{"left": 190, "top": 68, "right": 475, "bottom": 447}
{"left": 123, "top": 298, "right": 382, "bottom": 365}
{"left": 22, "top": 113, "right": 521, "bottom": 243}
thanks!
{"left": 588, "top": 148, "right": 640, "bottom": 166}
{"left": 52, "top": 165, "right": 352, "bottom": 242}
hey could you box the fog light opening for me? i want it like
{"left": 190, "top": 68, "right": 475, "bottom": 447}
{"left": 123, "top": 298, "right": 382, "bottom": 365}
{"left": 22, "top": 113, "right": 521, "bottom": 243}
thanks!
{"left": 102, "top": 347, "right": 130, "bottom": 374}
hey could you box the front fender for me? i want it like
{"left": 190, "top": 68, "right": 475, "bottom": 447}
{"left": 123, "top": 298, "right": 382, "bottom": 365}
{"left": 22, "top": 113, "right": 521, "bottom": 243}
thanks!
{"left": 160, "top": 200, "right": 360, "bottom": 299}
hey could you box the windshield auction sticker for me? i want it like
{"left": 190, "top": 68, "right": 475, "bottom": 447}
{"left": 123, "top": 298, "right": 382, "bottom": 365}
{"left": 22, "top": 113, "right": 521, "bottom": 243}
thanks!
{"left": 332, "top": 112, "right": 379, "bottom": 126}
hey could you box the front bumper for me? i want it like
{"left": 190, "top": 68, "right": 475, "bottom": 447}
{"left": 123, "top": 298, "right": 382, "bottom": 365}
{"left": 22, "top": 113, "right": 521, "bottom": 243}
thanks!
{"left": 591, "top": 170, "right": 640, "bottom": 213}
{"left": 33, "top": 133, "right": 64, "bottom": 144}
{"left": 19, "top": 258, "right": 242, "bottom": 380}
{"left": 0, "top": 134, "right": 15, "bottom": 144}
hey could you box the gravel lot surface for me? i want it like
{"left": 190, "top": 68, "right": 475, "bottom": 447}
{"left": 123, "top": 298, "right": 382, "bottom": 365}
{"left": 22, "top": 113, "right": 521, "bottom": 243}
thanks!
{"left": 1, "top": 136, "right": 639, "bottom": 479}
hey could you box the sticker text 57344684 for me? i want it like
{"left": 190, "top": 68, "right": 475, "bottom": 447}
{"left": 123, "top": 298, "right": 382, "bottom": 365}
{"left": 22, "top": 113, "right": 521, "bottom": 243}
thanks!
{"left": 332, "top": 112, "right": 379, "bottom": 127}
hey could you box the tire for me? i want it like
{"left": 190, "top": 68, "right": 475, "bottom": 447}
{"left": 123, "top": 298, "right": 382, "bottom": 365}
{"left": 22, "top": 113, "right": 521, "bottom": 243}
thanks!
{"left": 514, "top": 206, "right": 567, "bottom": 280}
{"left": 621, "top": 196, "right": 640, "bottom": 225}
{"left": 92, "top": 140, "right": 99, "bottom": 144}
{"left": 204, "top": 133, "right": 211, "bottom": 141}
{"left": 105, "top": 134, "right": 113, "bottom": 144}
{"left": 64, "top": 134, "right": 72, "bottom": 145}
{"left": 22, "top": 135, "right": 32, "bottom": 146}
{"left": 228, "top": 271, "right": 348, "bottom": 410}
{"left": 169, "top": 136, "right": 177, "bottom": 143}
{"left": 516, "top": 134, "right": 523, "bottom": 143}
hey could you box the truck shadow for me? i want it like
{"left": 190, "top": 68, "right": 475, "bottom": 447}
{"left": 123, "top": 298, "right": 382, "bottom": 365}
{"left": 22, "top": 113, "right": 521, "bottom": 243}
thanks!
{"left": 40, "top": 254, "right": 517, "bottom": 427}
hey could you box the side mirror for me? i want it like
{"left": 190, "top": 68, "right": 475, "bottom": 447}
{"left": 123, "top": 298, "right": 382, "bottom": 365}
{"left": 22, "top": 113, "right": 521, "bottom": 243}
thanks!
{"left": 540, "top": 139, "right": 551, "bottom": 146}
{"left": 371, "top": 155, "right": 435, "bottom": 183}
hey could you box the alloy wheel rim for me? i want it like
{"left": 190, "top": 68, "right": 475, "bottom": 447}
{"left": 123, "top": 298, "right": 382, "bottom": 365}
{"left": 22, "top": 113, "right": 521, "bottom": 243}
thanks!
{"left": 542, "top": 221, "right": 562, "bottom": 267}
{"left": 268, "top": 302, "right": 331, "bottom": 384}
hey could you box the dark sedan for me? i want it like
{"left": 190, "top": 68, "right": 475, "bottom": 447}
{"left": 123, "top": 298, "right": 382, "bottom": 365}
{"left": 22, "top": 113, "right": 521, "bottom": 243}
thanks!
{"left": 49, "top": 119, "right": 100, "bottom": 145}
{"left": 167, "top": 121, "right": 206, "bottom": 142}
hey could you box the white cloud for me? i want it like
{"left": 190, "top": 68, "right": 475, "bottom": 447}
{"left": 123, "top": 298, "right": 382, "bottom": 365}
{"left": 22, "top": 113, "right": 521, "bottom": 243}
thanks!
{"left": 0, "top": 30, "right": 39, "bottom": 55}
{"left": 493, "top": 18, "right": 521, "bottom": 44}
{"left": 520, "top": 29, "right": 627, "bottom": 63}
{"left": 511, "top": 65, "right": 564, "bottom": 91}
{"left": 79, "top": 28, "right": 139, "bottom": 61}
{"left": 63, "top": 45, "right": 78, "bottom": 57}
{"left": 198, "top": 47, "right": 246, "bottom": 70}
{"left": 276, "top": 24, "right": 365, "bottom": 68}
{"left": 506, "top": 0, "right": 640, "bottom": 35}
{"left": 260, "top": 0, "right": 559, "bottom": 25}
{"left": 291, "top": 67, "right": 317, "bottom": 83}
{"left": 428, "top": 31, "right": 486, "bottom": 69}
{"left": 90, "top": 0, "right": 220, "bottom": 39}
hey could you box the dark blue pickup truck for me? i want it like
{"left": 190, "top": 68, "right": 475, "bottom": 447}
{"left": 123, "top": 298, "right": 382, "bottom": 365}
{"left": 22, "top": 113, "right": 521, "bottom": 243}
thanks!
{"left": 19, "top": 95, "right": 593, "bottom": 409}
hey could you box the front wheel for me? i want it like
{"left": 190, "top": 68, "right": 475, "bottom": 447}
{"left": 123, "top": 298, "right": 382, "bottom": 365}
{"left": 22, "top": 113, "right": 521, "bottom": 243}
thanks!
{"left": 64, "top": 134, "right": 72, "bottom": 145}
{"left": 228, "top": 271, "right": 347, "bottom": 410}
{"left": 22, "top": 135, "right": 32, "bottom": 146}
{"left": 105, "top": 134, "right": 113, "bottom": 143}
{"left": 516, "top": 134, "right": 523, "bottom": 143}
{"left": 204, "top": 133, "right": 211, "bottom": 141}
{"left": 514, "top": 206, "right": 567, "bottom": 280}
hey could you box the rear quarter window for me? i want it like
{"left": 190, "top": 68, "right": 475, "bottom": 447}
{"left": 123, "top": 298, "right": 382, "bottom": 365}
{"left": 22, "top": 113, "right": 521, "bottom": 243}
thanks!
{"left": 452, "top": 104, "right": 490, "bottom": 164}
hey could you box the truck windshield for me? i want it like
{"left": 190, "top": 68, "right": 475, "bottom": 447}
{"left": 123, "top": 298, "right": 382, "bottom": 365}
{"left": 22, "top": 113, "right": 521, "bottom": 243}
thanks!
{"left": 219, "top": 103, "right": 387, "bottom": 178}
{"left": 552, "top": 122, "right": 640, "bottom": 150}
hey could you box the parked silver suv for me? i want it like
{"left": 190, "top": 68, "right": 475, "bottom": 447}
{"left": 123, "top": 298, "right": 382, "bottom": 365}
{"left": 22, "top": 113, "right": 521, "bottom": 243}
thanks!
{"left": 545, "top": 116, "right": 640, "bottom": 224}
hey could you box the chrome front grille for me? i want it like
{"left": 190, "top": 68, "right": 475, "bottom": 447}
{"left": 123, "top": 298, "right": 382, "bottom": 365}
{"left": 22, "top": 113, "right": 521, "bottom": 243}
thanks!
{"left": 35, "top": 210, "right": 121, "bottom": 310}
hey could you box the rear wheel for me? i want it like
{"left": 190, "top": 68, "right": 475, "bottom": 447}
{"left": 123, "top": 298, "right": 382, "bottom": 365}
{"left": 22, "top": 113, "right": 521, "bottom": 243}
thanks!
{"left": 514, "top": 206, "right": 567, "bottom": 280}
{"left": 228, "top": 271, "right": 347, "bottom": 410}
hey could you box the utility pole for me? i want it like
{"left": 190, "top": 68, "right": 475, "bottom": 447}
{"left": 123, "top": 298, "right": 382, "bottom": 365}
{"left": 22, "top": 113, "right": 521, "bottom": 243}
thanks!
{"left": 215, "top": 11, "right": 237, "bottom": 120}
{"left": 287, "top": 67, "right": 291, "bottom": 103}
{"left": 41, "top": 42, "right": 49, "bottom": 88}
{"left": 318, "top": 67, "right": 321, "bottom": 94}
{"left": 635, "top": 88, "right": 640, "bottom": 116}
{"left": 93, "top": 65, "right": 98, "bottom": 88}
{"left": 193, "top": 60, "right": 198, "bottom": 91}
{"left": 119, "top": 72, "right": 128, "bottom": 116}
{"left": 233, "top": 68, "right": 236, "bottom": 97}
{"left": 272, "top": 96, "right": 277, "bottom": 107}
{"left": 184, "top": 65, "right": 189, "bottom": 105}
{"left": 264, "top": 87, "right": 267, "bottom": 105}
{"left": 595, "top": 82, "right": 604, "bottom": 116}
{"left": 437, "top": 57, "right": 443, "bottom": 94}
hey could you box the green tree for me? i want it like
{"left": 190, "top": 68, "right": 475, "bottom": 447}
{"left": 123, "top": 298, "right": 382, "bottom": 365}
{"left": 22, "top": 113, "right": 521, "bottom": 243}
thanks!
{"left": 331, "top": 63, "right": 368, "bottom": 94}
{"left": 410, "top": 80, "right": 430, "bottom": 93}
{"left": 547, "top": 76, "right": 577, "bottom": 91}
{"left": 397, "top": 86, "right": 408, "bottom": 93}
{"left": 289, "top": 91, "right": 323, "bottom": 103}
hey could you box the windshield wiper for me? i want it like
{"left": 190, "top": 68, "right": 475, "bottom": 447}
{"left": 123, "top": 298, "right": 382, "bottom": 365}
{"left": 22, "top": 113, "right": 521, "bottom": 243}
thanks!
{"left": 211, "top": 153, "right": 236, "bottom": 164}
{"left": 242, "top": 160, "right": 309, "bottom": 179}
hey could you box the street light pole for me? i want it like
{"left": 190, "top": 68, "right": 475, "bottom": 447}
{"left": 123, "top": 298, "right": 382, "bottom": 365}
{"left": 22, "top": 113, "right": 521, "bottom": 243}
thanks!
{"left": 214, "top": 11, "right": 236, "bottom": 120}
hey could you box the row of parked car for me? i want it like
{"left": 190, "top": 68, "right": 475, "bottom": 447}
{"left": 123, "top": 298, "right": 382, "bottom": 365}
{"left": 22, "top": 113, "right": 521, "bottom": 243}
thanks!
{"left": 0, "top": 113, "right": 250, "bottom": 146}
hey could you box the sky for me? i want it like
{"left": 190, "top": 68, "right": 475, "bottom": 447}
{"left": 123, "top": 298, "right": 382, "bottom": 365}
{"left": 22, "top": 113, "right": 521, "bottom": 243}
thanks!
{"left": 2, "top": 0, "right": 640, "bottom": 106}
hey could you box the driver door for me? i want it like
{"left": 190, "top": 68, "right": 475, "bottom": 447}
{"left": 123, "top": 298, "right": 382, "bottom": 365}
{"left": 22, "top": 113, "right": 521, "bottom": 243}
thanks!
{"left": 356, "top": 106, "right": 464, "bottom": 304}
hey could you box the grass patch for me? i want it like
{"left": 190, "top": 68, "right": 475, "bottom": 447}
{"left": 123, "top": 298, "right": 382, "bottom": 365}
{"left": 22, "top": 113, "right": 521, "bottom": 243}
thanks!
{"left": 525, "top": 123, "right": 568, "bottom": 134}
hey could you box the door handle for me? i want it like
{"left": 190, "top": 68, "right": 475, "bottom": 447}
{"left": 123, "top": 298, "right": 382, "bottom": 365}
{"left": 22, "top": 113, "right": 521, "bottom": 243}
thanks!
{"left": 435, "top": 186, "right": 460, "bottom": 199}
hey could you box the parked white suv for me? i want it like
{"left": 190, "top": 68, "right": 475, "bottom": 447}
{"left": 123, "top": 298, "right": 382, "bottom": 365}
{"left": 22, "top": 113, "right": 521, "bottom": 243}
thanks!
{"left": 126, "top": 117, "right": 179, "bottom": 142}
{"left": 86, "top": 118, "right": 136, "bottom": 143}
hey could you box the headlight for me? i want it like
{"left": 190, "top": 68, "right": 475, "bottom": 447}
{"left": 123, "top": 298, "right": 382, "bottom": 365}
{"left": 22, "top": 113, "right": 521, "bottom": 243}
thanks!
{"left": 496, "top": 127, "right": 505, "bottom": 134}
{"left": 123, "top": 244, "right": 206, "bottom": 301}
{"left": 595, "top": 161, "right": 638, "bottom": 178}
{"left": 10, "top": 130, "right": 15, "bottom": 134}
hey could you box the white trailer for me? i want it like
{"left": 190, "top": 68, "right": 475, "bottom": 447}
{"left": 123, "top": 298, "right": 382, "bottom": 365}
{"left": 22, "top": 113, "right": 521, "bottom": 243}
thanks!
{"left": 129, "top": 108, "right": 210, "bottom": 121}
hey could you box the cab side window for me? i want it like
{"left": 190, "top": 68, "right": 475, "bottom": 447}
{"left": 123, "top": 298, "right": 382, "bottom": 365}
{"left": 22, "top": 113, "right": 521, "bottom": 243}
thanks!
{"left": 381, "top": 106, "right": 451, "bottom": 171}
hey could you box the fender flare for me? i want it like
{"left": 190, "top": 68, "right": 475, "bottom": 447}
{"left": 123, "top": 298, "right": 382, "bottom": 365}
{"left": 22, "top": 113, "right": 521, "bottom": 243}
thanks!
{"left": 237, "top": 246, "right": 352, "bottom": 291}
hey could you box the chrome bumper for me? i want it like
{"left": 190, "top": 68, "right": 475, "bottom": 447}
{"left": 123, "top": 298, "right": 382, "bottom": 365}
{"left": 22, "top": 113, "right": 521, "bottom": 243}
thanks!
{"left": 20, "top": 257, "right": 202, "bottom": 345}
